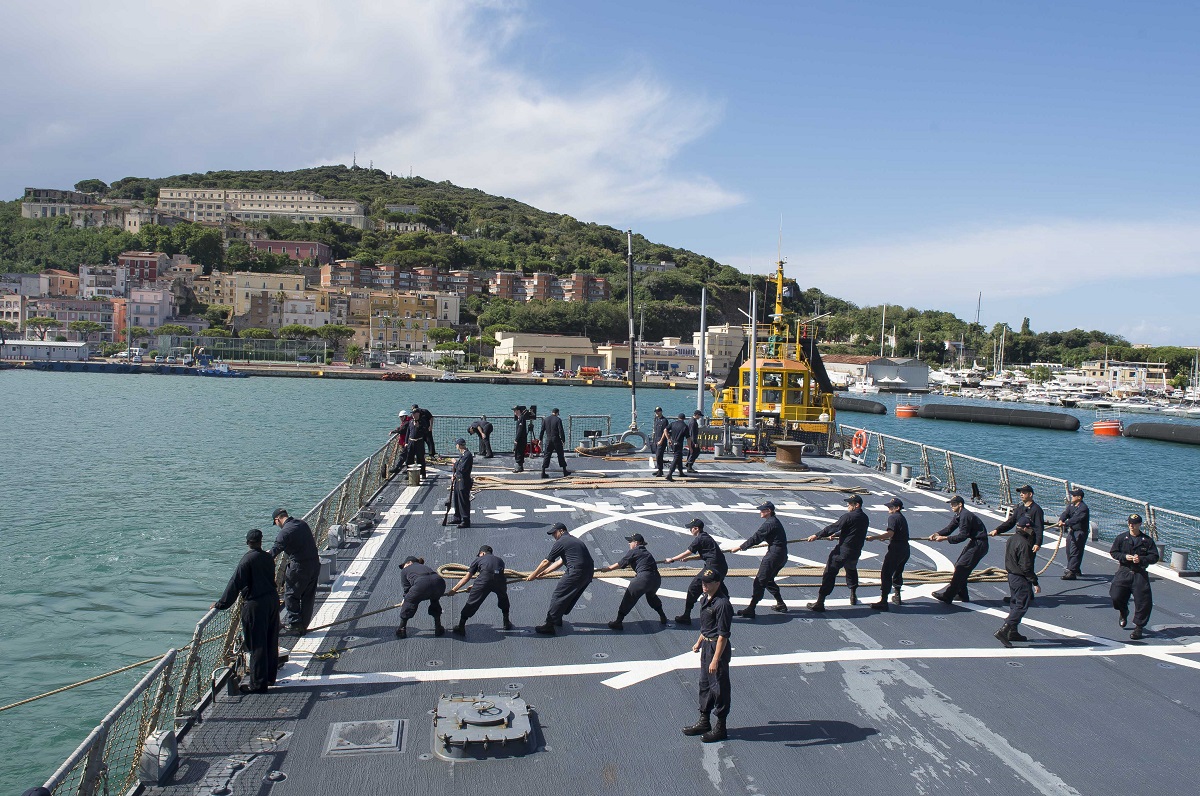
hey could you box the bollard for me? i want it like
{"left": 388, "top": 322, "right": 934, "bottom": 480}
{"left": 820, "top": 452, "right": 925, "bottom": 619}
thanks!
{"left": 319, "top": 552, "right": 338, "bottom": 584}
{"left": 1171, "top": 549, "right": 1190, "bottom": 571}
{"left": 1090, "top": 521, "right": 1099, "bottom": 542}
{"left": 1157, "top": 544, "right": 1166, "bottom": 564}
{"left": 713, "top": 442, "right": 725, "bottom": 457}
{"left": 900, "top": 464, "right": 913, "bottom": 480}
{"left": 407, "top": 469, "right": 421, "bottom": 486}
{"left": 889, "top": 462, "right": 902, "bottom": 476}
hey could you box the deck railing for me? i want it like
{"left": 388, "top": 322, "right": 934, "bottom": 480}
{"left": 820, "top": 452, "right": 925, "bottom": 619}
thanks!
{"left": 836, "top": 423, "right": 1200, "bottom": 558}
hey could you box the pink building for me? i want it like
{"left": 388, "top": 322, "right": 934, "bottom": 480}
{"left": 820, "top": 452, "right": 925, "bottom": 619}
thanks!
{"left": 249, "top": 240, "right": 332, "bottom": 265}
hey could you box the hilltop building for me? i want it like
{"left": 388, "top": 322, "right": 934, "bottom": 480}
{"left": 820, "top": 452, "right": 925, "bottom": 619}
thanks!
{"left": 155, "top": 188, "right": 367, "bottom": 229}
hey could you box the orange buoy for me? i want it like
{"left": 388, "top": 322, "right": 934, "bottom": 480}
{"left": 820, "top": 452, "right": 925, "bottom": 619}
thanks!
{"left": 895, "top": 403, "right": 919, "bottom": 418}
{"left": 1092, "top": 419, "right": 1122, "bottom": 436}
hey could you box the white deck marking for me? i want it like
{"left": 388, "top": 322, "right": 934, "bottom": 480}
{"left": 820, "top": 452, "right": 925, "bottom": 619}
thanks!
{"left": 620, "top": 489, "right": 653, "bottom": 497}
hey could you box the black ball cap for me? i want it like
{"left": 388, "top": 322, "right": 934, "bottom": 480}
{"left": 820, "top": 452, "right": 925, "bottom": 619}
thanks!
{"left": 1069, "top": 487, "right": 1084, "bottom": 497}
{"left": 700, "top": 568, "right": 724, "bottom": 584}
{"left": 757, "top": 501, "right": 776, "bottom": 512}
{"left": 272, "top": 508, "right": 287, "bottom": 520}
{"left": 885, "top": 497, "right": 903, "bottom": 509}
{"left": 402, "top": 555, "right": 421, "bottom": 566}
{"left": 1016, "top": 516, "right": 1033, "bottom": 528}
{"left": 548, "top": 522, "right": 568, "bottom": 534}
{"left": 1016, "top": 484, "right": 1034, "bottom": 494}
{"left": 1128, "top": 514, "right": 1143, "bottom": 525}
{"left": 949, "top": 496, "right": 965, "bottom": 506}
{"left": 625, "top": 533, "right": 646, "bottom": 544}
{"left": 455, "top": 437, "right": 467, "bottom": 446}
{"left": 844, "top": 494, "right": 863, "bottom": 505}
{"left": 687, "top": 518, "right": 705, "bottom": 529}
{"left": 654, "top": 406, "right": 663, "bottom": 412}
{"left": 246, "top": 528, "right": 263, "bottom": 544}
{"left": 677, "top": 412, "right": 686, "bottom": 419}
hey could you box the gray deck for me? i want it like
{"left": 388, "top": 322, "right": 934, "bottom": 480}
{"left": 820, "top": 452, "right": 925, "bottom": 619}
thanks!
{"left": 147, "top": 456, "right": 1200, "bottom": 796}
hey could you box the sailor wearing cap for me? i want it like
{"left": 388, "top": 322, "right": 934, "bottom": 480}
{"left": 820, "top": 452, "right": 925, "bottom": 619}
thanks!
{"left": 597, "top": 533, "right": 670, "bottom": 629}
{"left": 685, "top": 410, "right": 704, "bottom": 473}
{"left": 448, "top": 438, "right": 473, "bottom": 528}
{"left": 996, "top": 516, "right": 1041, "bottom": 647}
{"left": 650, "top": 407, "right": 668, "bottom": 477}
{"left": 511, "top": 405, "right": 530, "bottom": 473}
{"left": 526, "top": 523, "right": 595, "bottom": 634}
{"left": 448, "top": 545, "right": 513, "bottom": 635}
{"left": 212, "top": 528, "right": 279, "bottom": 693}
{"left": 403, "top": 406, "right": 429, "bottom": 479}
{"left": 928, "top": 496, "right": 990, "bottom": 604}
{"left": 663, "top": 413, "right": 690, "bottom": 481}
{"left": 1109, "top": 514, "right": 1158, "bottom": 640}
{"left": 396, "top": 556, "right": 446, "bottom": 638}
{"left": 867, "top": 498, "right": 910, "bottom": 610}
{"left": 468, "top": 415, "right": 494, "bottom": 458}
{"left": 538, "top": 408, "right": 571, "bottom": 478}
{"left": 682, "top": 568, "right": 733, "bottom": 743}
{"left": 804, "top": 494, "right": 871, "bottom": 611}
{"left": 990, "top": 485, "right": 1045, "bottom": 555}
{"left": 1055, "top": 487, "right": 1091, "bottom": 579}
{"left": 269, "top": 508, "right": 319, "bottom": 635}
{"left": 726, "top": 501, "right": 789, "bottom": 618}
{"left": 664, "top": 518, "right": 729, "bottom": 625}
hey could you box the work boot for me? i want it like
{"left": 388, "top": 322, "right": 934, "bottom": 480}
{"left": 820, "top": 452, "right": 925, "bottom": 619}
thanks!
{"left": 513, "top": 466, "right": 524, "bottom": 473}
{"left": 1118, "top": 611, "right": 1128, "bottom": 628}
{"left": 994, "top": 626, "right": 1013, "bottom": 648}
{"left": 701, "top": 719, "right": 727, "bottom": 743}
{"left": 502, "top": 614, "right": 515, "bottom": 631}
{"left": 665, "top": 475, "right": 674, "bottom": 482}
{"left": 607, "top": 619, "right": 624, "bottom": 631}
{"left": 674, "top": 613, "right": 692, "bottom": 625}
{"left": 434, "top": 622, "right": 445, "bottom": 637}
{"left": 869, "top": 599, "right": 889, "bottom": 611}
{"left": 682, "top": 714, "right": 711, "bottom": 736}
{"left": 540, "top": 471, "right": 549, "bottom": 479}
{"left": 807, "top": 600, "right": 826, "bottom": 612}
{"left": 771, "top": 602, "right": 788, "bottom": 613}
{"left": 736, "top": 606, "right": 756, "bottom": 619}
{"left": 1061, "top": 572, "right": 1077, "bottom": 580}
{"left": 1130, "top": 627, "right": 1144, "bottom": 640}
{"left": 1009, "top": 629, "right": 1028, "bottom": 642}
{"left": 891, "top": 586, "right": 902, "bottom": 605}
{"left": 395, "top": 624, "right": 407, "bottom": 638}
{"left": 451, "top": 624, "right": 466, "bottom": 636}
{"left": 653, "top": 471, "right": 663, "bottom": 477}
{"left": 563, "top": 468, "right": 570, "bottom": 476}
{"left": 849, "top": 588, "right": 858, "bottom": 606}
{"left": 534, "top": 623, "right": 555, "bottom": 635}
{"left": 932, "top": 591, "right": 951, "bottom": 604}
{"left": 658, "top": 611, "right": 669, "bottom": 625}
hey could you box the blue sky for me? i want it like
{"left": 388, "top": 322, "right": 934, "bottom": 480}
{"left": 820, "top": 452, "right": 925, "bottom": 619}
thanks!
{"left": 2, "top": 1, "right": 1198, "bottom": 344}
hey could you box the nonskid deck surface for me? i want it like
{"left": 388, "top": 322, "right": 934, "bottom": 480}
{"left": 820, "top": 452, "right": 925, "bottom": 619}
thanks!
{"left": 148, "top": 457, "right": 1200, "bottom": 796}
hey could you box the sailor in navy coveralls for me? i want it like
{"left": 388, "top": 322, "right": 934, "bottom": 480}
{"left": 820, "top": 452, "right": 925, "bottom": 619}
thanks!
{"left": 213, "top": 528, "right": 280, "bottom": 693}
{"left": 1110, "top": 513, "right": 1158, "bottom": 640}
{"left": 868, "top": 497, "right": 911, "bottom": 610}
{"left": 598, "top": 533, "right": 670, "bottom": 629}
{"left": 448, "top": 545, "right": 512, "bottom": 634}
{"left": 664, "top": 518, "right": 729, "bottom": 625}
{"left": 681, "top": 568, "right": 732, "bottom": 743}
{"left": 805, "top": 494, "right": 870, "bottom": 611}
{"left": 995, "top": 516, "right": 1041, "bottom": 647}
{"left": 1055, "top": 487, "right": 1091, "bottom": 579}
{"left": 527, "top": 522, "right": 594, "bottom": 635}
{"left": 929, "top": 496, "right": 990, "bottom": 603}
{"left": 728, "top": 501, "right": 789, "bottom": 618}
{"left": 396, "top": 556, "right": 446, "bottom": 638}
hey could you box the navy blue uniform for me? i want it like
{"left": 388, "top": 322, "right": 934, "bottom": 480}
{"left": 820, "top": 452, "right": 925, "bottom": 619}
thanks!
{"left": 412, "top": 407, "right": 436, "bottom": 457}
{"left": 215, "top": 548, "right": 280, "bottom": 691}
{"left": 1004, "top": 531, "right": 1039, "bottom": 631}
{"left": 697, "top": 591, "right": 733, "bottom": 721}
{"left": 614, "top": 545, "right": 666, "bottom": 621}
{"left": 450, "top": 448, "right": 473, "bottom": 527}
{"left": 936, "top": 507, "right": 989, "bottom": 602}
{"left": 513, "top": 411, "right": 530, "bottom": 470}
{"left": 879, "top": 511, "right": 911, "bottom": 597}
{"left": 539, "top": 413, "right": 568, "bottom": 474}
{"left": 994, "top": 499, "right": 1046, "bottom": 548}
{"left": 1110, "top": 532, "right": 1158, "bottom": 630}
{"left": 664, "top": 419, "right": 689, "bottom": 479}
{"left": 458, "top": 554, "right": 510, "bottom": 623}
{"left": 399, "top": 562, "right": 446, "bottom": 623}
{"left": 469, "top": 419, "right": 494, "bottom": 457}
{"left": 544, "top": 534, "right": 594, "bottom": 625}
{"left": 651, "top": 414, "right": 669, "bottom": 473}
{"left": 738, "top": 516, "right": 788, "bottom": 609}
{"left": 405, "top": 411, "right": 429, "bottom": 475}
{"left": 269, "top": 517, "right": 319, "bottom": 631}
{"left": 815, "top": 507, "right": 870, "bottom": 599}
{"left": 1059, "top": 501, "right": 1091, "bottom": 576}
{"left": 682, "top": 532, "right": 729, "bottom": 615}
{"left": 685, "top": 416, "right": 702, "bottom": 469}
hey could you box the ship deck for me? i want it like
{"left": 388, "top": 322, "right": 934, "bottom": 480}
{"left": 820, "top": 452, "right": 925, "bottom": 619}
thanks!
{"left": 147, "top": 454, "right": 1200, "bottom": 796}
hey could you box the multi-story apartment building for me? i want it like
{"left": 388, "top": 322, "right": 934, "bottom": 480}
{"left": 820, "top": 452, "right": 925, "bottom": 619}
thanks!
{"left": 118, "top": 252, "right": 171, "bottom": 283}
{"left": 0, "top": 293, "right": 27, "bottom": 331}
{"left": 554, "top": 273, "right": 609, "bottom": 302}
{"left": 79, "top": 265, "right": 128, "bottom": 299}
{"left": 128, "top": 288, "right": 176, "bottom": 332}
{"left": 28, "top": 297, "right": 116, "bottom": 341}
{"left": 1, "top": 273, "right": 48, "bottom": 297}
{"left": 156, "top": 188, "right": 367, "bottom": 229}
{"left": 44, "top": 269, "right": 80, "bottom": 297}
{"left": 248, "top": 240, "right": 332, "bottom": 265}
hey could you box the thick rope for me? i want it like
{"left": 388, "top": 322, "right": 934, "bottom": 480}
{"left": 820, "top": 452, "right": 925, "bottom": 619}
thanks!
{"left": 0, "top": 654, "right": 169, "bottom": 713}
{"left": 472, "top": 473, "right": 869, "bottom": 495}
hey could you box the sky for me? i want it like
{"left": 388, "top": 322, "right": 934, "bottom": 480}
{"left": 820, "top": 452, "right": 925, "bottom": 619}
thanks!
{"left": 2, "top": 0, "right": 1199, "bottom": 345}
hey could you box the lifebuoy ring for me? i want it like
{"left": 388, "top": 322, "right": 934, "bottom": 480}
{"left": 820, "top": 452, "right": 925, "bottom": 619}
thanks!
{"left": 851, "top": 430, "right": 868, "bottom": 455}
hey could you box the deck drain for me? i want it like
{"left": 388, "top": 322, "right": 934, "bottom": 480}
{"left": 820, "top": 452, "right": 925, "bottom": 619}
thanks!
{"left": 266, "top": 771, "right": 286, "bottom": 782}
{"left": 751, "top": 646, "right": 765, "bottom": 653}
{"left": 323, "top": 720, "right": 407, "bottom": 756}
{"left": 505, "top": 683, "right": 523, "bottom": 690}
{"left": 418, "top": 753, "right": 433, "bottom": 760}
{"left": 593, "top": 652, "right": 609, "bottom": 659}
{"left": 1181, "top": 612, "right": 1196, "bottom": 619}
{"left": 510, "top": 585, "right": 525, "bottom": 592}
{"left": 427, "top": 660, "right": 443, "bottom": 667}
{"left": 898, "top": 640, "right": 914, "bottom": 646}
{"left": 1158, "top": 662, "right": 1177, "bottom": 670}
{"left": 1006, "top": 661, "right": 1023, "bottom": 667}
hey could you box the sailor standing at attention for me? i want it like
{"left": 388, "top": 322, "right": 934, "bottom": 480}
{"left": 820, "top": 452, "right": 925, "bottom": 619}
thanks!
{"left": 726, "top": 501, "right": 789, "bottom": 618}
{"left": 527, "top": 522, "right": 594, "bottom": 635}
{"left": 867, "top": 497, "right": 910, "bottom": 610}
{"left": 805, "top": 494, "right": 870, "bottom": 611}
{"left": 995, "top": 516, "right": 1041, "bottom": 647}
{"left": 929, "top": 496, "right": 990, "bottom": 603}
{"left": 1055, "top": 487, "right": 1091, "bottom": 579}
{"left": 598, "top": 533, "right": 670, "bottom": 630}
{"left": 269, "top": 508, "right": 319, "bottom": 636}
{"left": 681, "top": 568, "right": 733, "bottom": 744}
{"left": 650, "top": 406, "right": 668, "bottom": 477}
{"left": 448, "top": 438, "right": 473, "bottom": 528}
{"left": 448, "top": 545, "right": 513, "bottom": 635}
{"left": 212, "top": 528, "right": 280, "bottom": 694}
{"left": 511, "top": 405, "right": 529, "bottom": 473}
{"left": 538, "top": 407, "right": 570, "bottom": 478}
{"left": 664, "top": 518, "right": 729, "bottom": 625}
{"left": 395, "top": 556, "right": 446, "bottom": 638}
{"left": 1110, "top": 514, "right": 1158, "bottom": 640}
{"left": 990, "top": 484, "right": 1044, "bottom": 555}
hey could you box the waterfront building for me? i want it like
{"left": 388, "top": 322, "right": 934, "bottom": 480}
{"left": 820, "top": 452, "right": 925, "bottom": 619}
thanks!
{"left": 0, "top": 339, "right": 90, "bottom": 361}
{"left": 492, "top": 331, "right": 605, "bottom": 373}
{"left": 1081, "top": 359, "right": 1170, "bottom": 391}
{"left": 0, "top": 293, "right": 27, "bottom": 330}
{"left": 822, "top": 355, "right": 931, "bottom": 391}
{"left": 27, "top": 297, "right": 115, "bottom": 341}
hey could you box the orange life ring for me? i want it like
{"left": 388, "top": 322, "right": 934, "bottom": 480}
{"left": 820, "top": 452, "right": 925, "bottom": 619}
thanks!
{"left": 851, "top": 430, "right": 868, "bottom": 454}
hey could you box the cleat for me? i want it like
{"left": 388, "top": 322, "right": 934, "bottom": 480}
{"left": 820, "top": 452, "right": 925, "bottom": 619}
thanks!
{"left": 994, "top": 628, "right": 1013, "bottom": 648}
{"left": 674, "top": 614, "right": 692, "bottom": 625}
{"left": 534, "top": 623, "right": 555, "bottom": 635}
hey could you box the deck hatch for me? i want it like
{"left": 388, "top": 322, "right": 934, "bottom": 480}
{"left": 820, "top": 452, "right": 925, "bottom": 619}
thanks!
{"left": 323, "top": 719, "right": 407, "bottom": 756}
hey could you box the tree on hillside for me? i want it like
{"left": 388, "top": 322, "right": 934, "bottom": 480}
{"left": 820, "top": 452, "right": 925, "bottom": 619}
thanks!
{"left": 203, "top": 327, "right": 232, "bottom": 337}
{"left": 26, "top": 317, "right": 61, "bottom": 340}
{"left": 156, "top": 324, "right": 192, "bottom": 337}
{"left": 278, "top": 324, "right": 316, "bottom": 340}
{"left": 67, "top": 320, "right": 105, "bottom": 342}
{"left": 204, "top": 305, "right": 233, "bottom": 327}
{"left": 315, "top": 324, "right": 355, "bottom": 351}
{"left": 74, "top": 179, "right": 109, "bottom": 195}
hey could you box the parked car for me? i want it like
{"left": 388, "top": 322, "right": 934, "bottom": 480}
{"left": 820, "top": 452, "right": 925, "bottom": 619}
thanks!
{"left": 554, "top": 369, "right": 565, "bottom": 377}
{"left": 182, "top": 355, "right": 195, "bottom": 366}
{"left": 165, "top": 356, "right": 177, "bottom": 364}
{"left": 114, "top": 351, "right": 129, "bottom": 360}
{"left": 154, "top": 355, "right": 165, "bottom": 364}
{"left": 531, "top": 370, "right": 544, "bottom": 378}
{"left": 131, "top": 355, "right": 143, "bottom": 364}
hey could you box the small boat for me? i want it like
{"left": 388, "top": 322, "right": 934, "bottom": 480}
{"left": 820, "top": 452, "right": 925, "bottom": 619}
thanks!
{"left": 847, "top": 376, "right": 880, "bottom": 395}
{"left": 197, "top": 362, "right": 247, "bottom": 378}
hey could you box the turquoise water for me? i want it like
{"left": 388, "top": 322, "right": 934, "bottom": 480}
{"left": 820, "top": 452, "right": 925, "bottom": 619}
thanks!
{"left": 0, "top": 371, "right": 1196, "bottom": 791}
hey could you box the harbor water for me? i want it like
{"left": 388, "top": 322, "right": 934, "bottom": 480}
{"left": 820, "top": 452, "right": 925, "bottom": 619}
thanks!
{"left": 1, "top": 370, "right": 1197, "bottom": 791}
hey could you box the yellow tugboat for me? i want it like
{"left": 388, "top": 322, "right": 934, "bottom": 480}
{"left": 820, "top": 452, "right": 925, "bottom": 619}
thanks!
{"left": 711, "top": 257, "right": 837, "bottom": 448}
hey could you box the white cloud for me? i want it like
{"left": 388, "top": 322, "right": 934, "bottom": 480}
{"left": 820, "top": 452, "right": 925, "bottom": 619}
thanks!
{"left": 0, "top": 1, "right": 741, "bottom": 221}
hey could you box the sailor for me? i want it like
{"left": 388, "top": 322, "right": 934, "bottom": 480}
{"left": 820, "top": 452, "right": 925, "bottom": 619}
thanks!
{"left": 928, "top": 496, "right": 990, "bottom": 603}
{"left": 867, "top": 497, "right": 910, "bottom": 610}
{"left": 990, "top": 484, "right": 1044, "bottom": 554}
{"left": 805, "top": 494, "right": 870, "bottom": 611}
{"left": 468, "top": 414, "right": 495, "bottom": 458}
{"left": 212, "top": 528, "right": 280, "bottom": 693}
{"left": 268, "top": 508, "right": 319, "bottom": 635}
{"left": 681, "top": 568, "right": 733, "bottom": 744}
{"left": 511, "top": 405, "right": 529, "bottom": 473}
{"left": 663, "top": 412, "right": 690, "bottom": 481}
{"left": 526, "top": 522, "right": 594, "bottom": 634}
{"left": 411, "top": 403, "right": 436, "bottom": 458}
{"left": 538, "top": 407, "right": 570, "bottom": 478}
{"left": 405, "top": 404, "right": 429, "bottom": 479}
{"left": 650, "top": 406, "right": 668, "bottom": 477}
{"left": 1055, "top": 487, "right": 1091, "bottom": 579}
{"left": 396, "top": 556, "right": 446, "bottom": 638}
{"left": 389, "top": 409, "right": 412, "bottom": 478}
{"left": 448, "top": 438, "right": 473, "bottom": 528}
{"left": 664, "top": 518, "right": 729, "bottom": 625}
{"left": 727, "top": 501, "right": 789, "bottom": 618}
{"left": 598, "top": 533, "right": 670, "bottom": 630}
{"left": 995, "top": 516, "right": 1040, "bottom": 647}
{"left": 685, "top": 409, "right": 704, "bottom": 473}
{"left": 448, "top": 545, "right": 513, "bottom": 634}
{"left": 1110, "top": 514, "right": 1158, "bottom": 640}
